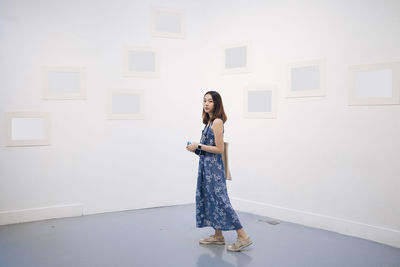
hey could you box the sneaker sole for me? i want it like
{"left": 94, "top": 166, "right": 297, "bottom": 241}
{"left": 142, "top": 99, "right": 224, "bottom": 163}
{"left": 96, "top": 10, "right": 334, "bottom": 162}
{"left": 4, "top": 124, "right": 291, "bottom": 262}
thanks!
{"left": 227, "top": 241, "right": 253, "bottom": 252}
{"left": 199, "top": 241, "right": 225, "bottom": 245}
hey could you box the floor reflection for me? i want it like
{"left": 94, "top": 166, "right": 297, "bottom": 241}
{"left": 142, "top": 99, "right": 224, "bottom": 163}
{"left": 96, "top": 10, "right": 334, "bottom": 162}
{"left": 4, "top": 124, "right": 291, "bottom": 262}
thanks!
{"left": 196, "top": 243, "right": 253, "bottom": 267}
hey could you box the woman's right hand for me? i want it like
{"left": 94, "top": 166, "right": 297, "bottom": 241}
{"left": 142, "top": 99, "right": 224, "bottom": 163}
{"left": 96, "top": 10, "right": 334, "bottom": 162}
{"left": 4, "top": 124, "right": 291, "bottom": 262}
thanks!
{"left": 186, "top": 142, "right": 198, "bottom": 152}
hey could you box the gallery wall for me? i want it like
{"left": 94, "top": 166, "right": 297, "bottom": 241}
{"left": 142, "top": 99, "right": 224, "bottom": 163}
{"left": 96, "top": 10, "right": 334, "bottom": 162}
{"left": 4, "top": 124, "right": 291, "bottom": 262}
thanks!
{"left": 0, "top": 0, "right": 399, "bottom": 248}
{"left": 197, "top": 0, "right": 400, "bottom": 247}
{"left": 0, "top": 0, "right": 206, "bottom": 219}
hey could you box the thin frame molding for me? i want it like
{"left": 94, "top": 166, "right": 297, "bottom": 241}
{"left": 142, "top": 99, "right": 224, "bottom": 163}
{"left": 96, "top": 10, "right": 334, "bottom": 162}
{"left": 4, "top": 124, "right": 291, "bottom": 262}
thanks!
{"left": 4, "top": 112, "right": 52, "bottom": 146}
{"left": 150, "top": 6, "right": 185, "bottom": 39}
{"left": 221, "top": 41, "right": 252, "bottom": 75}
{"left": 123, "top": 46, "right": 160, "bottom": 78}
{"left": 286, "top": 59, "right": 326, "bottom": 98}
{"left": 244, "top": 85, "right": 277, "bottom": 119}
{"left": 107, "top": 88, "right": 145, "bottom": 120}
{"left": 348, "top": 61, "right": 400, "bottom": 106}
{"left": 41, "top": 65, "right": 86, "bottom": 100}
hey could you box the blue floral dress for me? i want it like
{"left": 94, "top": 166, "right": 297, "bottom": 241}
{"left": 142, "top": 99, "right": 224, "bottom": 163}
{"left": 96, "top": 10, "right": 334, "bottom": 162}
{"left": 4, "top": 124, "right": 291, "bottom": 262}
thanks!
{"left": 196, "top": 121, "right": 243, "bottom": 231}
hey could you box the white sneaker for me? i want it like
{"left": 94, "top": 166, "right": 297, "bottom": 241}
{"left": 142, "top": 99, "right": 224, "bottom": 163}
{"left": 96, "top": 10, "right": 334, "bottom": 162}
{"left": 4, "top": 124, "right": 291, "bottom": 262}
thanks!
{"left": 227, "top": 236, "right": 253, "bottom": 252}
{"left": 199, "top": 234, "right": 225, "bottom": 245}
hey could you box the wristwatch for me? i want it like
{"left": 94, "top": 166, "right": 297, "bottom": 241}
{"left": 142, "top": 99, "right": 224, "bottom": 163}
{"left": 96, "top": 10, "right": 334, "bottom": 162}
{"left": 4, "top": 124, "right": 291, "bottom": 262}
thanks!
{"left": 197, "top": 144, "right": 202, "bottom": 150}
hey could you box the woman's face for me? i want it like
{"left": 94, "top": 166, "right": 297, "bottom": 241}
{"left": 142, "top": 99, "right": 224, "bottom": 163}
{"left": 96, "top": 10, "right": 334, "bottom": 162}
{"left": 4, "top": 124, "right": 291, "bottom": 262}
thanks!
{"left": 203, "top": 94, "right": 214, "bottom": 114}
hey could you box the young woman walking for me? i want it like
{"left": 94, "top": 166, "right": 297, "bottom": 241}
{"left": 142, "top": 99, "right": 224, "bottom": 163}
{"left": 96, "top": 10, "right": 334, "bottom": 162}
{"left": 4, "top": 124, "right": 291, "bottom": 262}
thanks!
{"left": 186, "top": 91, "right": 253, "bottom": 252}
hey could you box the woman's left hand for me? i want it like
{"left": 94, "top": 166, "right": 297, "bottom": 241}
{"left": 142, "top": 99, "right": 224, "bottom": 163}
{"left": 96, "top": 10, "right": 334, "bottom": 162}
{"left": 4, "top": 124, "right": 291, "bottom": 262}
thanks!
{"left": 186, "top": 142, "right": 198, "bottom": 152}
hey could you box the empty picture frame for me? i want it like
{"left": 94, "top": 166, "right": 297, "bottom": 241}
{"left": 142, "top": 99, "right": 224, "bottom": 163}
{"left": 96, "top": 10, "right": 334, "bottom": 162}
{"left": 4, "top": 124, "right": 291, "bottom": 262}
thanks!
{"left": 222, "top": 42, "right": 251, "bottom": 75}
{"left": 41, "top": 66, "right": 86, "bottom": 99}
{"left": 349, "top": 62, "right": 400, "bottom": 105}
{"left": 287, "top": 59, "right": 326, "bottom": 97}
{"left": 4, "top": 112, "right": 51, "bottom": 146}
{"left": 244, "top": 85, "right": 277, "bottom": 118}
{"left": 151, "top": 7, "right": 185, "bottom": 39}
{"left": 107, "top": 89, "right": 145, "bottom": 119}
{"left": 123, "top": 46, "right": 160, "bottom": 78}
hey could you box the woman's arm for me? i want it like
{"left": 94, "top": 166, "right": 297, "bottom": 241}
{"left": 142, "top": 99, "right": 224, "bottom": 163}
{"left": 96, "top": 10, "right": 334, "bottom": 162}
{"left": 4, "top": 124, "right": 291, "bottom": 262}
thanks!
{"left": 186, "top": 119, "right": 224, "bottom": 154}
{"left": 199, "top": 119, "right": 224, "bottom": 155}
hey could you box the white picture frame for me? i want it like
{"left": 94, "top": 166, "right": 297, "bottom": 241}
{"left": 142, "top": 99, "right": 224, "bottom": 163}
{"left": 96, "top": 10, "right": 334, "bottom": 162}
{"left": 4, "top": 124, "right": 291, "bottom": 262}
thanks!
{"left": 349, "top": 62, "right": 400, "bottom": 105}
{"left": 107, "top": 89, "right": 145, "bottom": 120}
{"left": 123, "top": 46, "right": 160, "bottom": 78}
{"left": 41, "top": 66, "right": 86, "bottom": 100}
{"left": 244, "top": 85, "right": 277, "bottom": 119}
{"left": 151, "top": 7, "right": 185, "bottom": 39}
{"left": 222, "top": 42, "right": 251, "bottom": 75}
{"left": 4, "top": 112, "right": 52, "bottom": 146}
{"left": 286, "top": 59, "right": 326, "bottom": 97}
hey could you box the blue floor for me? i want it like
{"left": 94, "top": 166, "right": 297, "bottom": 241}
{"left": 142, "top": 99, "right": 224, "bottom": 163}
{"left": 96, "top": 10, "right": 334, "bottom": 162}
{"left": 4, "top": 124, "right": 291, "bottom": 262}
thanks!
{"left": 0, "top": 204, "right": 399, "bottom": 267}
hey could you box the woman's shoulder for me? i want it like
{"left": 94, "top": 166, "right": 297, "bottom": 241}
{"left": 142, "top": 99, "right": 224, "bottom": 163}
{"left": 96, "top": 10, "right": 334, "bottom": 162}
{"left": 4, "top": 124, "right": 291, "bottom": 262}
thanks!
{"left": 213, "top": 118, "right": 224, "bottom": 125}
{"left": 211, "top": 119, "right": 224, "bottom": 133}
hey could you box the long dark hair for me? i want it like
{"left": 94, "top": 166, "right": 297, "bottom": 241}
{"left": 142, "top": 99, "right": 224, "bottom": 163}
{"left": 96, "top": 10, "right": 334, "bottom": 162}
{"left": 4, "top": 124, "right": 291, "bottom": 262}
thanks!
{"left": 202, "top": 91, "right": 227, "bottom": 125}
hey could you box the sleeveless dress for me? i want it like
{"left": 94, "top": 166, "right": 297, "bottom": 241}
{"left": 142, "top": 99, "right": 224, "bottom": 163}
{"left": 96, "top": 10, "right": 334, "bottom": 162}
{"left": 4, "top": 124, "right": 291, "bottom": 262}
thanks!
{"left": 195, "top": 121, "right": 243, "bottom": 231}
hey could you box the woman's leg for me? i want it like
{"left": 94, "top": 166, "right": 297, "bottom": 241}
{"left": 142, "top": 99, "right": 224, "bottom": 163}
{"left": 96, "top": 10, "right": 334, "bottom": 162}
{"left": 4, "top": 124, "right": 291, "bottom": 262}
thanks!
{"left": 236, "top": 228, "right": 249, "bottom": 240}
{"left": 215, "top": 228, "right": 249, "bottom": 239}
{"left": 214, "top": 229, "right": 223, "bottom": 237}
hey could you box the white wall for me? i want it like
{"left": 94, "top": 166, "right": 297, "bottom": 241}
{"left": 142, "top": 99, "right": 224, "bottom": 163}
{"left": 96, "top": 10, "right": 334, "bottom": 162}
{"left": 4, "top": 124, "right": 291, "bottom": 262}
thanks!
{"left": 0, "top": 0, "right": 206, "bottom": 217}
{"left": 198, "top": 0, "right": 400, "bottom": 248}
{"left": 1, "top": 0, "right": 399, "bottom": 248}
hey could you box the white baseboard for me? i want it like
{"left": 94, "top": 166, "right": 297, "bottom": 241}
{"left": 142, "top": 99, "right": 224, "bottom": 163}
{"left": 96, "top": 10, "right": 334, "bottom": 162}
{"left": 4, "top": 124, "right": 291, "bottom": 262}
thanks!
{"left": 231, "top": 197, "right": 400, "bottom": 249}
{"left": 0, "top": 204, "right": 83, "bottom": 226}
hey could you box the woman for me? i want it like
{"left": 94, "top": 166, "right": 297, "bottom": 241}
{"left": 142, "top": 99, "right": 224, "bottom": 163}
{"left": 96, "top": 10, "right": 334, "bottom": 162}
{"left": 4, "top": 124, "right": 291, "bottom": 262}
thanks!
{"left": 186, "top": 91, "right": 253, "bottom": 252}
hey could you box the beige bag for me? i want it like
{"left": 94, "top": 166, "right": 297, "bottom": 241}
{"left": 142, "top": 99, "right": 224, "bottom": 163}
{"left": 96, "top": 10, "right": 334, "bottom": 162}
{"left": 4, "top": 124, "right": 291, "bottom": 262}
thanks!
{"left": 222, "top": 142, "right": 232, "bottom": 180}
